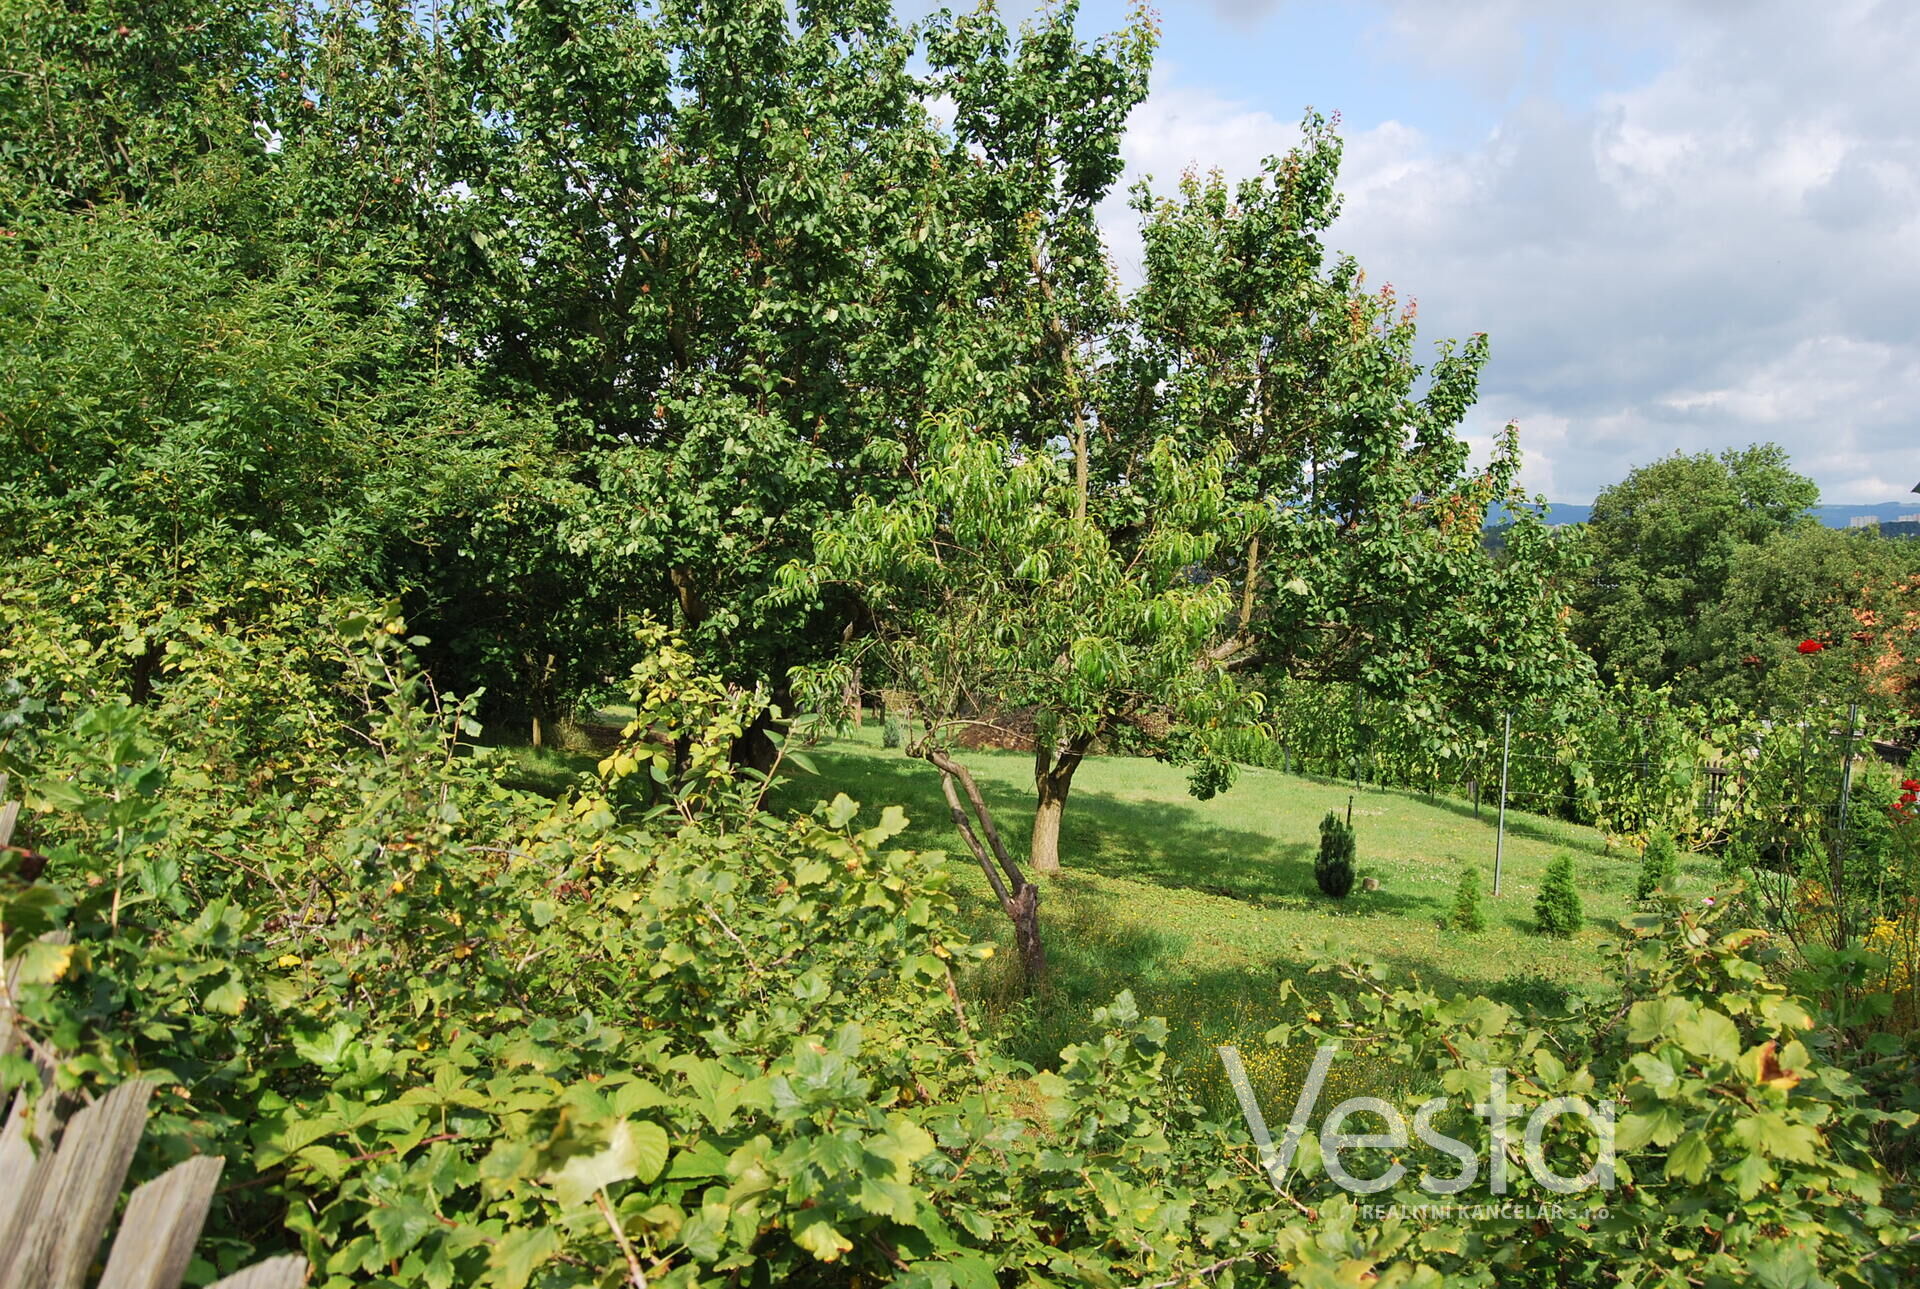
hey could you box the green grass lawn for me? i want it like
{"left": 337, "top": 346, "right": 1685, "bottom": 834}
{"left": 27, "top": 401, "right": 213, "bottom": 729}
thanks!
{"left": 765, "top": 722, "right": 1721, "bottom": 1115}
{"left": 490, "top": 715, "right": 1722, "bottom": 1116}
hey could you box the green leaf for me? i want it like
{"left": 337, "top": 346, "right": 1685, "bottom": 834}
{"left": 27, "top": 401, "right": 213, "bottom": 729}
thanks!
{"left": 870, "top": 1113, "right": 935, "bottom": 1180}
{"left": 1627, "top": 1051, "right": 1678, "bottom": 1096}
{"left": 863, "top": 803, "right": 910, "bottom": 843}
{"left": 368, "top": 1198, "right": 437, "bottom": 1259}
{"left": 204, "top": 976, "right": 247, "bottom": 1016}
{"left": 487, "top": 1226, "right": 561, "bottom": 1289}
{"left": 1728, "top": 1151, "right": 1773, "bottom": 1200}
{"left": 10, "top": 937, "right": 74, "bottom": 985}
{"left": 825, "top": 793, "right": 859, "bottom": 828}
{"left": 546, "top": 1120, "right": 670, "bottom": 1206}
{"left": 1665, "top": 1130, "right": 1712, "bottom": 1184}
{"left": 1533, "top": 1047, "right": 1566, "bottom": 1086}
{"left": 1746, "top": 1243, "right": 1824, "bottom": 1289}
{"left": 793, "top": 1216, "right": 853, "bottom": 1263}
{"left": 1617, "top": 1105, "right": 1686, "bottom": 1151}
{"left": 1673, "top": 1007, "right": 1740, "bottom": 1065}
{"left": 293, "top": 1022, "right": 358, "bottom": 1069}
{"left": 33, "top": 780, "right": 88, "bottom": 810}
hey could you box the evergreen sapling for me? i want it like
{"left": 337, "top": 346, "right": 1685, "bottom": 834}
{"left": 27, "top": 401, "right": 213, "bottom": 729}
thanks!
{"left": 1448, "top": 864, "right": 1488, "bottom": 933}
{"left": 1536, "top": 853, "right": 1583, "bottom": 937}
{"left": 1636, "top": 829, "right": 1680, "bottom": 900}
{"left": 1316, "top": 811, "right": 1356, "bottom": 898}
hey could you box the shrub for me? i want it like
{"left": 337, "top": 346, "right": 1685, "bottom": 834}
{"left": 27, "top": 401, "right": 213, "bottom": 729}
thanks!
{"left": 1636, "top": 829, "right": 1680, "bottom": 900}
{"left": 1447, "top": 864, "right": 1487, "bottom": 932}
{"left": 1316, "top": 811, "right": 1356, "bottom": 898}
{"left": 882, "top": 710, "right": 907, "bottom": 748}
{"left": 9, "top": 623, "right": 1920, "bottom": 1286}
{"left": 1535, "top": 853, "right": 1583, "bottom": 937}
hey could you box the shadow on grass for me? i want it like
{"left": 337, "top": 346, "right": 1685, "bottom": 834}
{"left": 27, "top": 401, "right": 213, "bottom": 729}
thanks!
{"left": 774, "top": 745, "right": 1441, "bottom": 917}
{"left": 471, "top": 744, "right": 599, "bottom": 798}
{"left": 785, "top": 743, "right": 1630, "bottom": 1115}
{"left": 1416, "top": 791, "right": 1613, "bottom": 855}
{"left": 961, "top": 901, "right": 1604, "bottom": 1119}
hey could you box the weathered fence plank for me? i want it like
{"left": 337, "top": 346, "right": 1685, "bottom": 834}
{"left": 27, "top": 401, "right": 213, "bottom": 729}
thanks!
{"left": 98, "top": 1155, "right": 226, "bottom": 1289}
{"left": 0, "top": 1079, "right": 154, "bottom": 1289}
{"left": 207, "top": 1255, "right": 309, "bottom": 1289}
{"left": 0, "top": 1105, "right": 41, "bottom": 1279}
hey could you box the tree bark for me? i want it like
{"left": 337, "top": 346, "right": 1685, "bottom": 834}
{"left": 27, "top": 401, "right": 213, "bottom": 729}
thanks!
{"left": 1031, "top": 781, "right": 1066, "bottom": 875}
{"left": 1238, "top": 533, "right": 1261, "bottom": 633}
{"left": 730, "top": 704, "right": 779, "bottom": 774}
{"left": 529, "top": 652, "right": 557, "bottom": 748}
{"left": 1008, "top": 880, "right": 1045, "bottom": 984}
{"left": 923, "top": 745, "right": 1046, "bottom": 988}
{"left": 1030, "top": 734, "right": 1093, "bottom": 876}
{"left": 1030, "top": 242, "right": 1089, "bottom": 521}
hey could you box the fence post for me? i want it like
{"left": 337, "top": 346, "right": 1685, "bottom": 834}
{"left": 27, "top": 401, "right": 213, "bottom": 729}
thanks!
{"left": 1494, "top": 711, "right": 1512, "bottom": 896}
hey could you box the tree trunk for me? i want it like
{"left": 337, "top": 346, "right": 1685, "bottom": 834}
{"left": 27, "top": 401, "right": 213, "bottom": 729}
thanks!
{"left": 1009, "top": 881, "right": 1045, "bottom": 982}
{"left": 1030, "top": 734, "right": 1093, "bottom": 876}
{"left": 528, "top": 652, "right": 558, "bottom": 748}
{"left": 730, "top": 704, "right": 779, "bottom": 774}
{"left": 1030, "top": 782, "right": 1066, "bottom": 875}
{"left": 923, "top": 745, "right": 1046, "bottom": 990}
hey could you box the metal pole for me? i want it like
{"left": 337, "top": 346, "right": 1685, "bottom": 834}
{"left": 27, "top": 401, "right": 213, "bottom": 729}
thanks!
{"left": 1352, "top": 689, "right": 1362, "bottom": 789}
{"left": 1494, "top": 711, "right": 1512, "bottom": 896}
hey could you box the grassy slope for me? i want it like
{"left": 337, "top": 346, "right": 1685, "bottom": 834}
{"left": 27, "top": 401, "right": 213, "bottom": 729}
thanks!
{"left": 767, "top": 723, "right": 1720, "bottom": 1112}
{"left": 493, "top": 718, "right": 1721, "bottom": 1112}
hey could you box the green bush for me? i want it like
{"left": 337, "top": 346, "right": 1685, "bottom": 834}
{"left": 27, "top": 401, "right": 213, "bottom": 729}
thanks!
{"left": 1636, "top": 829, "right": 1681, "bottom": 900}
{"left": 1447, "top": 864, "right": 1487, "bottom": 932}
{"left": 882, "top": 710, "right": 907, "bottom": 749}
{"left": 1535, "top": 853, "right": 1584, "bottom": 937}
{"left": 1316, "top": 811, "right": 1356, "bottom": 898}
{"left": 7, "top": 615, "right": 1920, "bottom": 1287}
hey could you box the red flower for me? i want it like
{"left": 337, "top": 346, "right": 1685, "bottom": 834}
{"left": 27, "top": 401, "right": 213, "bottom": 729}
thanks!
{"left": 1903, "top": 791, "right": 1919, "bottom": 806}
{"left": 1796, "top": 639, "right": 1825, "bottom": 654}
{"left": 1903, "top": 779, "right": 1920, "bottom": 791}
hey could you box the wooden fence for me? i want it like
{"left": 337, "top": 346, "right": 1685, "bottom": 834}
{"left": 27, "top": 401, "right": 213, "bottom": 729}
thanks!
{"left": 0, "top": 774, "right": 308, "bottom": 1289}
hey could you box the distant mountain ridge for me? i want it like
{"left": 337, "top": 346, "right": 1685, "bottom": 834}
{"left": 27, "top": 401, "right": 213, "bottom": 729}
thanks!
{"left": 1487, "top": 501, "right": 1920, "bottom": 530}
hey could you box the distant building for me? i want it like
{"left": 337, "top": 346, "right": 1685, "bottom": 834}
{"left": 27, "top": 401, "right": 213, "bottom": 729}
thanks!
{"left": 1849, "top": 515, "right": 1879, "bottom": 528}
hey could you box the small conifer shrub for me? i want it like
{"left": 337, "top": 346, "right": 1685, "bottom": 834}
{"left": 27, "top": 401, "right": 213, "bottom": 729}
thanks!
{"left": 1316, "top": 811, "right": 1356, "bottom": 898}
{"left": 1448, "top": 864, "right": 1488, "bottom": 933}
{"left": 1536, "top": 853, "right": 1583, "bottom": 937}
{"left": 882, "top": 711, "right": 907, "bottom": 749}
{"left": 1636, "top": 829, "right": 1680, "bottom": 900}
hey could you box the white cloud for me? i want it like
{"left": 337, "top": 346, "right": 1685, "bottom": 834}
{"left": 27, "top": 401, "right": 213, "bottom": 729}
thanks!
{"left": 1108, "top": 0, "right": 1920, "bottom": 502}
{"left": 1102, "top": 74, "right": 1304, "bottom": 281}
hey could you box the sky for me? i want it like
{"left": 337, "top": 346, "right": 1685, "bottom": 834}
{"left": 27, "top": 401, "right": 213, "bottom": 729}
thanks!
{"left": 973, "top": 0, "right": 1920, "bottom": 505}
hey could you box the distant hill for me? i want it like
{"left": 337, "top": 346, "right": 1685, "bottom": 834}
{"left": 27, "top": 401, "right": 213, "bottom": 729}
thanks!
{"left": 1487, "top": 500, "right": 1920, "bottom": 531}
